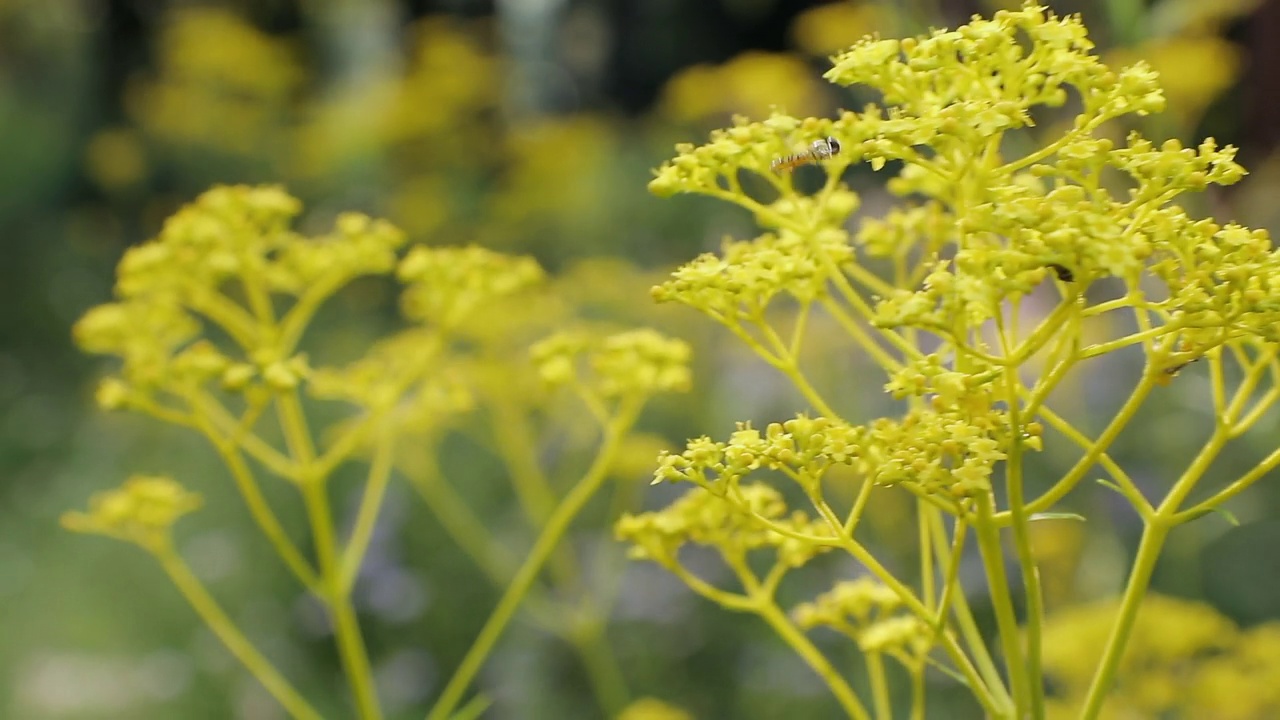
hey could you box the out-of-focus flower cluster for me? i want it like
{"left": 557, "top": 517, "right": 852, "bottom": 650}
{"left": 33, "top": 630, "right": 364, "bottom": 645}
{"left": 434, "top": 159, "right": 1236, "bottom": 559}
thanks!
{"left": 61, "top": 475, "right": 202, "bottom": 550}
{"left": 125, "top": 7, "right": 301, "bottom": 159}
{"left": 794, "top": 577, "right": 932, "bottom": 658}
{"left": 616, "top": 697, "right": 694, "bottom": 720}
{"left": 73, "top": 185, "right": 405, "bottom": 407}
{"left": 397, "top": 245, "right": 544, "bottom": 330}
{"left": 1043, "top": 595, "right": 1280, "bottom": 720}
{"left": 73, "top": 184, "right": 651, "bottom": 445}
{"left": 660, "top": 52, "right": 827, "bottom": 124}
{"left": 531, "top": 328, "right": 692, "bottom": 401}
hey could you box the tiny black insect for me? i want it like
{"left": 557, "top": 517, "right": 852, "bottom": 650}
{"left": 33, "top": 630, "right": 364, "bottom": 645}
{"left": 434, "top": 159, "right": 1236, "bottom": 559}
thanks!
{"left": 1047, "top": 264, "right": 1074, "bottom": 282}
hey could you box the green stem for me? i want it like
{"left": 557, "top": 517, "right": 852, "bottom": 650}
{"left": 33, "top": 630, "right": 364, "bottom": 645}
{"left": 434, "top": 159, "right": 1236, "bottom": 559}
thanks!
{"left": 910, "top": 663, "right": 926, "bottom": 720}
{"left": 866, "top": 652, "right": 893, "bottom": 720}
{"left": 302, "top": 479, "right": 383, "bottom": 720}
{"left": 198, "top": 422, "right": 319, "bottom": 591}
{"left": 755, "top": 601, "right": 871, "bottom": 720}
{"left": 569, "top": 619, "right": 631, "bottom": 717}
{"left": 156, "top": 544, "right": 322, "bottom": 720}
{"left": 279, "top": 394, "right": 382, "bottom": 720}
{"left": 1081, "top": 414, "right": 1234, "bottom": 717}
{"left": 402, "top": 450, "right": 519, "bottom": 583}
{"left": 339, "top": 424, "right": 394, "bottom": 593}
{"left": 926, "top": 509, "right": 1011, "bottom": 712}
{"left": 485, "top": 389, "right": 632, "bottom": 715}
{"left": 806, "top": 499, "right": 999, "bottom": 717}
{"left": 973, "top": 495, "right": 1031, "bottom": 713}
{"left": 1077, "top": 521, "right": 1170, "bottom": 719}
{"left": 1000, "top": 374, "right": 1155, "bottom": 524}
{"left": 485, "top": 392, "right": 558, "bottom": 522}
{"left": 1176, "top": 443, "right": 1280, "bottom": 522}
{"left": 999, "top": 321, "right": 1045, "bottom": 718}
{"left": 399, "top": 448, "right": 567, "bottom": 634}
{"left": 425, "top": 401, "right": 641, "bottom": 720}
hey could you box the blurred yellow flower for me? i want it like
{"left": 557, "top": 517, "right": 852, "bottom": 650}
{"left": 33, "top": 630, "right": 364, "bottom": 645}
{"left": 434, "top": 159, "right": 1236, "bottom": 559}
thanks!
{"left": 1027, "top": 518, "right": 1085, "bottom": 608}
{"left": 1040, "top": 594, "right": 1274, "bottom": 718}
{"left": 616, "top": 697, "right": 694, "bottom": 720}
{"left": 483, "top": 116, "right": 617, "bottom": 249}
{"left": 1106, "top": 35, "right": 1242, "bottom": 127}
{"left": 125, "top": 7, "right": 301, "bottom": 155}
{"left": 1187, "top": 622, "right": 1280, "bottom": 719}
{"left": 84, "top": 127, "right": 147, "bottom": 190}
{"left": 383, "top": 17, "right": 497, "bottom": 146}
{"left": 660, "top": 51, "right": 826, "bottom": 123}
{"left": 61, "top": 475, "right": 202, "bottom": 550}
{"left": 789, "top": 1, "right": 889, "bottom": 57}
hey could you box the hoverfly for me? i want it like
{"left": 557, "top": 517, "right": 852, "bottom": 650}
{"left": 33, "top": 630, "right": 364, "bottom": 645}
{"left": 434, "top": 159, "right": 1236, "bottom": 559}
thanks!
{"left": 771, "top": 136, "right": 842, "bottom": 173}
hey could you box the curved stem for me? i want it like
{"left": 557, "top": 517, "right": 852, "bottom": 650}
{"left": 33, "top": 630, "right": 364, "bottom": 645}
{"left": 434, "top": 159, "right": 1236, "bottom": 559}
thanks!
{"left": 998, "top": 319, "right": 1045, "bottom": 718}
{"left": 926, "top": 508, "right": 1011, "bottom": 712}
{"left": 156, "top": 543, "right": 322, "bottom": 720}
{"left": 425, "top": 400, "right": 642, "bottom": 720}
{"left": 1082, "top": 417, "right": 1233, "bottom": 717}
{"left": 1000, "top": 373, "right": 1156, "bottom": 524}
{"left": 756, "top": 601, "right": 871, "bottom": 720}
{"left": 972, "top": 494, "right": 1031, "bottom": 713}
{"left": 279, "top": 394, "right": 382, "bottom": 720}
{"left": 1176, "top": 443, "right": 1280, "bottom": 522}
{"left": 339, "top": 422, "right": 394, "bottom": 593}
{"left": 568, "top": 618, "right": 631, "bottom": 717}
{"left": 1077, "top": 521, "right": 1169, "bottom": 719}
{"left": 193, "top": 414, "right": 319, "bottom": 591}
{"left": 866, "top": 652, "right": 893, "bottom": 720}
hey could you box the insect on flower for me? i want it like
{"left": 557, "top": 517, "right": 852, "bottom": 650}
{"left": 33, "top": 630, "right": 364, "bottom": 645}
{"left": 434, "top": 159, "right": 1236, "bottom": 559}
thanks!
{"left": 1047, "top": 263, "right": 1075, "bottom": 282}
{"left": 771, "top": 136, "right": 842, "bottom": 173}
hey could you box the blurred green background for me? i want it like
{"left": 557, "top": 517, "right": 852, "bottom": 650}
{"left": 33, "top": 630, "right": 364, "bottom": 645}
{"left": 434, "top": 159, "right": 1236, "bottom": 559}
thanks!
{"left": 7, "top": 0, "right": 1280, "bottom": 718}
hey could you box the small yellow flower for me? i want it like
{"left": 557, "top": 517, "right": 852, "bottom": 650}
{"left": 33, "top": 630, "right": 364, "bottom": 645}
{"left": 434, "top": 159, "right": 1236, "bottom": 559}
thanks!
{"left": 62, "top": 475, "right": 202, "bottom": 551}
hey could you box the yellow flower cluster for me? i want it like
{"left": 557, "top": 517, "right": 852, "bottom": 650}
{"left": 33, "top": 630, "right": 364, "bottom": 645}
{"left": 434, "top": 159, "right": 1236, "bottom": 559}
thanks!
{"left": 308, "top": 329, "right": 474, "bottom": 433}
{"left": 73, "top": 185, "right": 566, "bottom": 421}
{"left": 642, "top": 398, "right": 1032, "bottom": 505}
{"left": 646, "top": 4, "right": 1266, "bottom": 339}
{"left": 531, "top": 328, "right": 692, "bottom": 400}
{"left": 126, "top": 7, "right": 301, "bottom": 156}
{"left": 615, "top": 483, "right": 832, "bottom": 570}
{"left": 1042, "top": 595, "right": 1280, "bottom": 720}
{"left": 824, "top": 7, "right": 1163, "bottom": 130}
{"left": 62, "top": 475, "right": 202, "bottom": 551}
{"left": 74, "top": 186, "right": 340, "bottom": 400}
{"left": 397, "top": 245, "right": 544, "bottom": 329}
{"left": 653, "top": 416, "right": 863, "bottom": 492}
{"left": 69, "top": 181, "right": 698, "bottom": 720}
{"left": 794, "top": 577, "right": 931, "bottom": 657}
{"left": 651, "top": 228, "right": 854, "bottom": 319}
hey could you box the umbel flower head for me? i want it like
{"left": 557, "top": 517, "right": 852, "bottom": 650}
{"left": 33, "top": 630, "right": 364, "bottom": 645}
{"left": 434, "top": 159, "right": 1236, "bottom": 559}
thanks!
{"left": 531, "top": 328, "right": 692, "bottom": 401}
{"left": 61, "top": 475, "right": 202, "bottom": 551}
{"left": 647, "top": 3, "right": 1277, "bottom": 345}
{"left": 397, "top": 245, "right": 544, "bottom": 329}
{"left": 651, "top": 405, "right": 1031, "bottom": 501}
{"left": 794, "top": 577, "right": 933, "bottom": 657}
{"left": 615, "top": 482, "right": 834, "bottom": 569}
{"left": 73, "top": 185, "right": 563, "bottom": 421}
{"left": 72, "top": 185, "right": 408, "bottom": 406}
